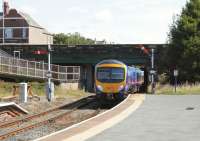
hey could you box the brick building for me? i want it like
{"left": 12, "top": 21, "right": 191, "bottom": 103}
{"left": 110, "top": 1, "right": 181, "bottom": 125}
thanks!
{"left": 0, "top": 1, "right": 53, "bottom": 44}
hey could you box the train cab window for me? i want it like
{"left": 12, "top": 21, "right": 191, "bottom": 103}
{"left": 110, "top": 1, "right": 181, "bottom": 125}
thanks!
{"left": 111, "top": 68, "right": 124, "bottom": 79}
{"left": 96, "top": 67, "right": 125, "bottom": 83}
{"left": 97, "top": 68, "right": 110, "bottom": 80}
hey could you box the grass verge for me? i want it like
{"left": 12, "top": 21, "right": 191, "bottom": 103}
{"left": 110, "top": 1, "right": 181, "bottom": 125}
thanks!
{"left": 0, "top": 81, "right": 88, "bottom": 98}
{"left": 155, "top": 83, "right": 200, "bottom": 95}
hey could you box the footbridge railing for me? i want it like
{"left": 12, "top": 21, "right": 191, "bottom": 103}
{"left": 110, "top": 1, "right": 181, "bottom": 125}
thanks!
{"left": 0, "top": 56, "right": 80, "bottom": 82}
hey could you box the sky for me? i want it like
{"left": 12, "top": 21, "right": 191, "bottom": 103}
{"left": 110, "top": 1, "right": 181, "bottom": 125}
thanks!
{"left": 2, "top": 0, "right": 187, "bottom": 44}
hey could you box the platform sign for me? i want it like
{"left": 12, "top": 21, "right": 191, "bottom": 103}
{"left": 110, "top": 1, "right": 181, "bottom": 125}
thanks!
{"left": 150, "top": 70, "right": 156, "bottom": 75}
{"left": 174, "top": 70, "right": 178, "bottom": 76}
{"left": 174, "top": 69, "right": 178, "bottom": 93}
{"left": 46, "top": 71, "right": 52, "bottom": 78}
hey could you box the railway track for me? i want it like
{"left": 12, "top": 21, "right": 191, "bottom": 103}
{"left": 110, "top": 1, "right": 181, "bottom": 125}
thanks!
{"left": 0, "top": 96, "right": 98, "bottom": 140}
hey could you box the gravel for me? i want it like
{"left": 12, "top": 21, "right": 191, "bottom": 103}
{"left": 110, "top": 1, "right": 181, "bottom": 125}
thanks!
{"left": 0, "top": 94, "right": 121, "bottom": 141}
{"left": 3, "top": 109, "right": 99, "bottom": 141}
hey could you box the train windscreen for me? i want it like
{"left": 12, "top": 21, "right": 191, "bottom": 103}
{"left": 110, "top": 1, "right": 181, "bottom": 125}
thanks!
{"left": 96, "top": 67, "right": 125, "bottom": 83}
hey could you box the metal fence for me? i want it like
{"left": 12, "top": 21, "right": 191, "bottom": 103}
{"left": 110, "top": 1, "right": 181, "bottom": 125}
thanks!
{"left": 0, "top": 56, "right": 80, "bottom": 82}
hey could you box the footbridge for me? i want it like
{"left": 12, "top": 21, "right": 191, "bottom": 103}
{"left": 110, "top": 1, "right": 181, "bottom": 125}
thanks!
{"left": 0, "top": 44, "right": 166, "bottom": 92}
{"left": 0, "top": 44, "right": 166, "bottom": 65}
{"left": 0, "top": 55, "right": 80, "bottom": 82}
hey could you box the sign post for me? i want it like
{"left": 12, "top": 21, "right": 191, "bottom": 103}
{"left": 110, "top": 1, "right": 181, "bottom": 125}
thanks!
{"left": 2, "top": 0, "right": 5, "bottom": 44}
{"left": 46, "top": 44, "right": 54, "bottom": 102}
{"left": 139, "top": 45, "right": 156, "bottom": 94}
{"left": 174, "top": 69, "right": 178, "bottom": 93}
{"left": 151, "top": 48, "right": 155, "bottom": 94}
{"left": 42, "top": 32, "right": 54, "bottom": 102}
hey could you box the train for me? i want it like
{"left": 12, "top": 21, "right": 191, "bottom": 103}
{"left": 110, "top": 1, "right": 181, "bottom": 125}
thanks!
{"left": 94, "top": 59, "right": 144, "bottom": 100}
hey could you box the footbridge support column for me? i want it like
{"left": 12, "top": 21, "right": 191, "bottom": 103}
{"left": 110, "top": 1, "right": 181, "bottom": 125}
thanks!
{"left": 80, "top": 65, "right": 94, "bottom": 92}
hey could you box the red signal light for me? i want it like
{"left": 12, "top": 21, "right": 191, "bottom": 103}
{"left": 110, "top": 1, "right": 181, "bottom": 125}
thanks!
{"left": 138, "top": 44, "right": 149, "bottom": 54}
{"left": 33, "top": 50, "right": 48, "bottom": 55}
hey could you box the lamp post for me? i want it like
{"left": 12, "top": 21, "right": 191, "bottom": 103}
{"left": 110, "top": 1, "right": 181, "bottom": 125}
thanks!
{"left": 43, "top": 32, "right": 54, "bottom": 102}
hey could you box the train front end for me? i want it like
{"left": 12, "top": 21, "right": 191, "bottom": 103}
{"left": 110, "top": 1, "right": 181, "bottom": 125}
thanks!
{"left": 95, "top": 60, "right": 127, "bottom": 99}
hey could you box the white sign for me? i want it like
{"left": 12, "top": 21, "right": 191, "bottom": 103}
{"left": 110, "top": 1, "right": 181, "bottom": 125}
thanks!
{"left": 150, "top": 70, "right": 156, "bottom": 75}
{"left": 46, "top": 72, "right": 52, "bottom": 78}
{"left": 174, "top": 70, "right": 178, "bottom": 76}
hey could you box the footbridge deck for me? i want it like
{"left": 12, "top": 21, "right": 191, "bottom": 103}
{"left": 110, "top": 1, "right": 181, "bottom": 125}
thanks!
{"left": 0, "top": 44, "right": 166, "bottom": 65}
{"left": 0, "top": 56, "right": 80, "bottom": 82}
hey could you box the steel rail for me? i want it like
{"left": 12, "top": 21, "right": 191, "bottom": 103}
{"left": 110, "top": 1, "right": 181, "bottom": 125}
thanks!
{"left": 0, "top": 96, "right": 97, "bottom": 140}
{"left": 0, "top": 96, "right": 94, "bottom": 129}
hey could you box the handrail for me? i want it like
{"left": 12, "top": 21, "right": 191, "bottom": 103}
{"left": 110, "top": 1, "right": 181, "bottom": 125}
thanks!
{"left": 0, "top": 56, "right": 80, "bottom": 82}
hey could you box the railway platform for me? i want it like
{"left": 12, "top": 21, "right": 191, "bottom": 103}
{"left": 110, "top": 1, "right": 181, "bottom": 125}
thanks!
{"left": 88, "top": 95, "right": 200, "bottom": 141}
{"left": 35, "top": 94, "right": 145, "bottom": 141}
{"left": 35, "top": 95, "right": 200, "bottom": 141}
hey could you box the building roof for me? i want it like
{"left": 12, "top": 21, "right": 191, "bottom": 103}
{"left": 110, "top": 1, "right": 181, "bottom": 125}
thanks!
{"left": 19, "top": 11, "right": 43, "bottom": 29}
{"left": 0, "top": 11, "right": 43, "bottom": 29}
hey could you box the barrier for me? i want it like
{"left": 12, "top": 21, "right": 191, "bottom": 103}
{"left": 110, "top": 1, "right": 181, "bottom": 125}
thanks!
{"left": 0, "top": 56, "right": 80, "bottom": 82}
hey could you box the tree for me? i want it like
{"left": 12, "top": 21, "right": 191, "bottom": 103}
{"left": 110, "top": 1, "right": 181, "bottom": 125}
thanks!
{"left": 53, "top": 32, "right": 95, "bottom": 45}
{"left": 167, "top": 0, "right": 200, "bottom": 82}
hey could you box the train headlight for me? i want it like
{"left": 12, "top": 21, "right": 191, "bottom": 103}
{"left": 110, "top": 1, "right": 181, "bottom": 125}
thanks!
{"left": 118, "top": 85, "right": 124, "bottom": 91}
{"left": 97, "top": 85, "right": 103, "bottom": 91}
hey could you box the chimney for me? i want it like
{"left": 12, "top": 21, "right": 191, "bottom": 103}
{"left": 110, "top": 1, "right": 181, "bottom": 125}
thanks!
{"left": 4, "top": 1, "right": 10, "bottom": 16}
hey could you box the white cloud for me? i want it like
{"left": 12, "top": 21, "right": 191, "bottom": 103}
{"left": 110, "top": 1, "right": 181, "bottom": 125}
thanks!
{"left": 17, "top": 5, "right": 37, "bottom": 15}
{"left": 68, "top": 6, "right": 88, "bottom": 14}
{"left": 9, "top": 0, "right": 187, "bottom": 43}
{"left": 95, "top": 9, "right": 113, "bottom": 23}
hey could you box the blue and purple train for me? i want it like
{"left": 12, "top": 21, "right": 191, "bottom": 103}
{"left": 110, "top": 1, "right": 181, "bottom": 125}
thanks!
{"left": 95, "top": 59, "right": 144, "bottom": 100}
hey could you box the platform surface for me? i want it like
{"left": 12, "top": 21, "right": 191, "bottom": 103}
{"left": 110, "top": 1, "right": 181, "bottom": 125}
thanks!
{"left": 88, "top": 95, "right": 200, "bottom": 141}
{"left": 36, "top": 94, "right": 144, "bottom": 141}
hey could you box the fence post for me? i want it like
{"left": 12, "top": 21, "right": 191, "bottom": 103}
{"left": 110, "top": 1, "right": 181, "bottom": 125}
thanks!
{"left": 43, "top": 62, "right": 45, "bottom": 78}
{"left": 9, "top": 57, "right": 11, "bottom": 74}
{"left": 34, "top": 62, "right": 36, "bottom": 77}
{"left": 58, "top": 65, "right": 59, "bottom": 80}
{"left": 66, "top": 66, "right": 68, "bottom": 81}
{"left": 73, "top": 67, "right": 75, "bottom": 81}
{"left": 0, "top": 56, "right": 1, "bottom": 72}
{"left": 16, "top": 58, "right": 19, "bottom": 75}
{"left": 26, "top": 60, "right": 28, "bottom": 76}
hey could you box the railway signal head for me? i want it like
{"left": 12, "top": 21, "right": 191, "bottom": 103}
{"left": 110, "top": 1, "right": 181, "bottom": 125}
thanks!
{"left": 33, "top": 50, "right": 48, "bottom": 55}
{"left": 138, "top": 44, "right": 150, "bottom": 55}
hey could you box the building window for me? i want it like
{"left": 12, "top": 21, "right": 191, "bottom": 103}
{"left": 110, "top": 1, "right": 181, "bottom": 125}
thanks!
{"left": 5, "top": 28, "right": 13, "bottom": 39}
{"left": 22, "top": 28, "right": 26, "bottom": 38}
